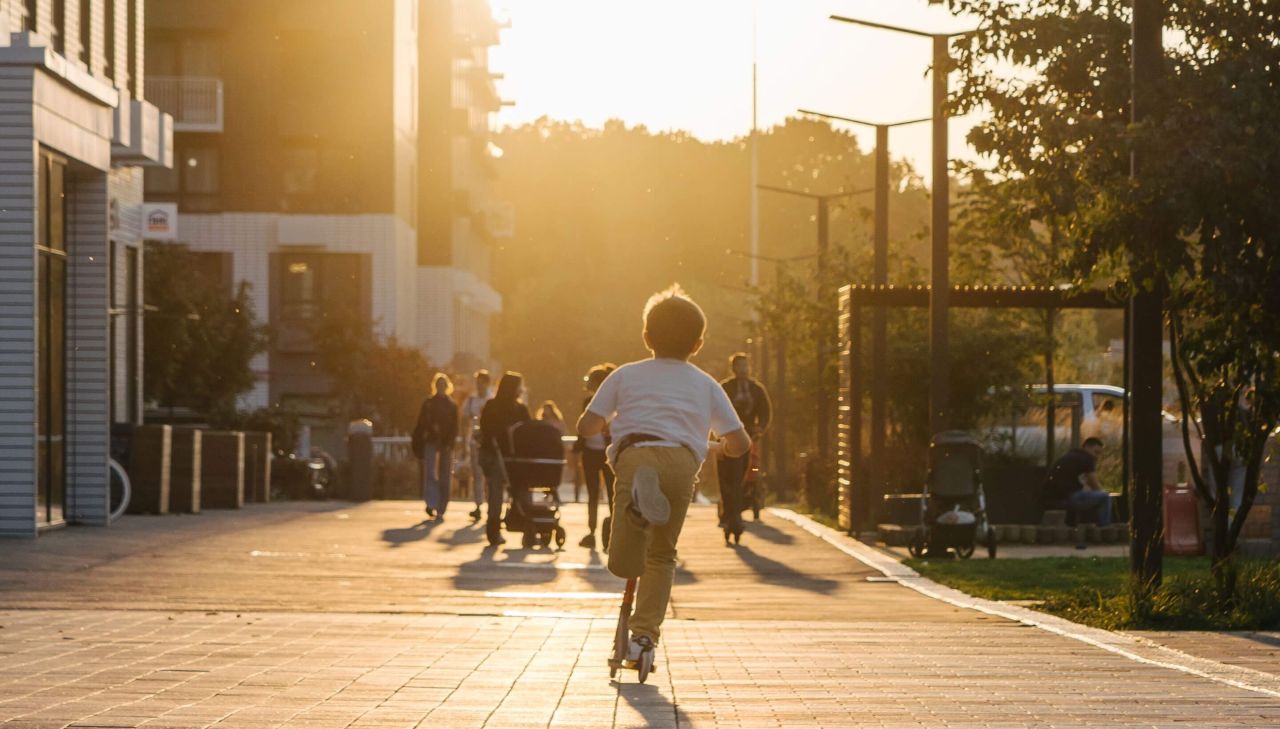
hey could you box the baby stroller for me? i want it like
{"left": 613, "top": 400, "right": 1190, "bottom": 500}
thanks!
{"left": 907, "top": 431, "right": 997, "bottom": 559}
{"left": 503, "top": 420, "right": 568, "bottom": 550}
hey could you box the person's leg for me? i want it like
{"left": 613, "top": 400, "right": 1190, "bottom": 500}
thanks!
{"left": 720, "top": 453, "right": 747, "bottom": 536}
{"left": 422, "top": 444, "right": 438, "bottom": 512}
{"left": 482, "top": 451, "right": 506, "bottom": 542}
{"left": 437, "top": 446, "right": 452, "bottom": 516}
{"left": 628, "top": 447, "right": 699, "bottom": 643}
{"left": 583, "top": 449, "right": 603, "bottom": 533}
{"left": 1068, "top": 489, "right": 1111, "bottom": 527}
{"left": 472, "top": 446, "right": 486, "bottom": 507}
{"left": 607, "top": 449, "right": 651, "bottom": 579}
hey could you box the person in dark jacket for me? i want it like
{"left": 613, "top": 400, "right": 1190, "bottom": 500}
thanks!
{"left": 412, "top": 373, "right": 459, "bottom": 520}
{"left": 478, "top": 372, "right": 532, "bottom": 545}
{"left": 717, "top": 352, "right": 772, "bottom": 544}
{"left": 577, "top": 363, "right": 617, "bottom": 550}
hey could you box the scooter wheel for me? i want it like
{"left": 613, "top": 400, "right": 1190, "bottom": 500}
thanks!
{"left": 637, "top": 647, "right": 654, "bottom": 684}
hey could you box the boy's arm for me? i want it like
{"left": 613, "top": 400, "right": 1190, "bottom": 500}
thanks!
{"left": 720, "top": 428, "right": 751, "bottom": 459}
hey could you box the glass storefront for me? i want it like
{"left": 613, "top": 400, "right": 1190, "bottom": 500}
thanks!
{"left": 36, "top": 151, "right": 68, "bottom": 527}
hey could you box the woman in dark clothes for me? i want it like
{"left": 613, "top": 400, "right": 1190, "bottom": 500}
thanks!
{"left": 411, "top": 373, "right": 459, "bottom": 520}
{"left": 478, "top": 372, "right": 531, "bottom": 546}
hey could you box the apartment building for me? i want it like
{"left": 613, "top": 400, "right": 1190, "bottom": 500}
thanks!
{"left": 0, "top": 0, "right": 172, "bottom": 537}
{"left": 144, "top": 0, "right": 421, "bottom": 447}
{"left": 419, "top": 0, "right": 506, "bottom": 369}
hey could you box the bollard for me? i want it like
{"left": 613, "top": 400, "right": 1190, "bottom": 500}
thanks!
{"left": 347, "top": 419, "right": 374, "bottom": 502}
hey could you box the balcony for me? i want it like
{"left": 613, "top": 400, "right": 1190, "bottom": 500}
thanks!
{"left": 148, "top": 76, "right": 224, "bottom": 133}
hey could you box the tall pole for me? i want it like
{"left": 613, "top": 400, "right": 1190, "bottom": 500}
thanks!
{"left": 1129, "top": 0, "right": 1164, "bottom": 590}
{"left": 749, "top": 0, "right": 760, "bottom": 288}
{"left": 870, "top": 124, "right": 889, "bottom": 504}
{"left": 816, "top": 197, "right": 831, "bottom": 463}
{"left": 929, "top": 35, "right": 951, "bottom": 436}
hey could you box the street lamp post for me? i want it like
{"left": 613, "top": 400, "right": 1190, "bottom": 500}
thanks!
{"left": 757, "top": 185, "right": 873, "bottom": 465}
{"left": 798, "top": 110, "right": 929, "bottom": 502}
{"left": 830, "top": 15, "right": 970, "bottom": 437}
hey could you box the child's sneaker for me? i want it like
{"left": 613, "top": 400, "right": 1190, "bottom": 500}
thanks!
{"left": 626, "top": 634, "right": 654, "bottom": 663}
{"left": 630, "top": 465, "right": 670, "bottom": 525}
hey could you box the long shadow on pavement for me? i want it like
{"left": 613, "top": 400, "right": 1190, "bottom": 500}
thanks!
{"left": 742, "top": 518, "right": 795, "bottom": 545}
{"left": 452, "top": 545, "right": 562, "bottom": 591}
{"left": 731, "top": 544, "right": 840, "bottom": 594}
{"left": 381, "top": 519, "right": 442, "bottom": 548}
{"left": 617, "top": 682, "right": 689, "bottom": 728}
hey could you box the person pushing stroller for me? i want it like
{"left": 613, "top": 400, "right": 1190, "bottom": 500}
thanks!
{"left": 577, "top": 285, "right": 750, "bottom": 666}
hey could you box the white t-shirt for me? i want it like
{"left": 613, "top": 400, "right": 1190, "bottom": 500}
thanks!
{"left": 586, "top": 358, "right": 744, "bottom": 464}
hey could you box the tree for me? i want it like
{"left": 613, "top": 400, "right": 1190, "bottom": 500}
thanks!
{"left": 310, "top": 306, "right": 439, "bottom": 435}
{"left": 944, "top": 0, "right": 1280, "bottom": 596}
{"left": 144, "top": 242, "right": 267, "bottom": 415}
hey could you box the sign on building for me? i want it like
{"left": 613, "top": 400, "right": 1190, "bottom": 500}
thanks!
{"left": 141, "top": 202, "right": 179, "bottom": 240}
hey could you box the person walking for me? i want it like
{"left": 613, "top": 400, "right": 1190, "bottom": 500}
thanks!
{"left": 717, "top": 352, "right": 772, "bottom": 545}
{"left": 577, "top": 363, "right": 616, "bottom": 550}
{"left": 478, "top": 372, "right": 532, "bottom": 546}
{"left": 412, "top": 373, "right": 459, "bottom": 521}
{"left": 460, "top": 370, "right": 493, "bottom": 520}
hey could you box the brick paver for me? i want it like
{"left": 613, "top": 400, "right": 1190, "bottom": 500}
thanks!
{"left": 2, "top": 501, "right": 1278, "bottom": 727}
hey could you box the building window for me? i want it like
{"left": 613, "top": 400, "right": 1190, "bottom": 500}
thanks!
{"left": 36, "top": 151, "right": 69, "bottom": 527}
{"left": 79, "top": 0, "right": 92, "bottom": 65}
{"left": 104, "top": 0, "right": 116, "bottom": 79}
{"left": 52, "top": 0, "right": 66, "bottom": 54}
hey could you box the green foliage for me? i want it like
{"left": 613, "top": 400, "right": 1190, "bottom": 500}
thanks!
{"left": 311, "top": 307, "right": 439, "bottom": 436}
{"left": 944, "top": 0, "right": 1280, "bottom": 574}
{"left": 491, "top": 117, "right": 932, "bottom": 416}
{"left": 210, "top": 406, "right": 301, "bottom": 456}
{"left": 143, "top": 242, "right": 267, "bottom": 415}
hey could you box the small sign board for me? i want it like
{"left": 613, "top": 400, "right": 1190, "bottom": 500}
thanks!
{"left": 141, "top": 202, "right": 178, "bottom": 240}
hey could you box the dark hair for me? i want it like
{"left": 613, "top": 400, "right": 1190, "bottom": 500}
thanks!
{"left": 474, "top": 369, "right": 491, "bottom": 382}
{"left": 584, "top": 362, "right": 616, "bottom": 391}
{"left": 494, "top": 371, "right": 524, "bottom": 403}
{"left": 1083, "top": 437, "right": 1104, "bottom": 449}
{"left": 729, "top": 352, "right": 749, "bottom": 367}
{"left": 643, "top": 284, "right": 706, "bottom": 359}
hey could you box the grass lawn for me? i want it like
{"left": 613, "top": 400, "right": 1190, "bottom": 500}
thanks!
{"left": 907, "top": 555, "right": 1280, "bottom": 630}
{"left": 905, "top": 556, "right": 1207, "bottom": 602}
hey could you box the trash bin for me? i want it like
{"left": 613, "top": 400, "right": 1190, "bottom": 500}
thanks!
{"left": 347, "top": 419, "right": 374, "bottom": 502}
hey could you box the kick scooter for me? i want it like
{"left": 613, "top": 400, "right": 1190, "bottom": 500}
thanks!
{"left": 608, "top": 577, "right": 655, "bottom": 683}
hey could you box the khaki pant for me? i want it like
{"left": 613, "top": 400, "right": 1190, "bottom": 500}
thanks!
{"left": 607, "top": 445, "right": 700, "bottom": 643}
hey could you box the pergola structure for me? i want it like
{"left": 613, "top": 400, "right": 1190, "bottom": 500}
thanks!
{"left": 836, "top": 283, "right": 1129, "bottom": 532}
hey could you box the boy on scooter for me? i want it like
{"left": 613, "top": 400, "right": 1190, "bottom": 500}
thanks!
{"left": 576, "top": 284, "right": 751, "bottom": 666}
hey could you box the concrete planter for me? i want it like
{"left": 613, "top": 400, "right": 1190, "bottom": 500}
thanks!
{"left": 169, "top": 427, "right": 203, "bottom": 514}
{"left": 201, "top": 431, "right": 245, "bottom": 509}
{"left": 126, "top": 425, "right": 172, "bottom": 515}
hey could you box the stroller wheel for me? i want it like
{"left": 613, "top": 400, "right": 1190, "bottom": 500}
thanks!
{"left": 956, "top": 541, "right": 976, "bottom": 560}
{"left": 907, "top": 529, "right": 926, "bottom": 558}
{"left": 521, "top": 530, "right": 536, "bottom": 549}
{"left": 538, "top": 531, "right": 552, "bottom": 549}
{"left": 554, "top": 526, "right": 567, "bottom": 550}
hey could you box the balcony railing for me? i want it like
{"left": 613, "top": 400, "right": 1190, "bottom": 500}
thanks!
{"left": 148, "top": 76, "right": 224, "bottom": 133}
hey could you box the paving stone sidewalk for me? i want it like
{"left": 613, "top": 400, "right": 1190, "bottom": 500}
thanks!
{"left": 2, "top": 501, "right": 1279, "bottom": 727}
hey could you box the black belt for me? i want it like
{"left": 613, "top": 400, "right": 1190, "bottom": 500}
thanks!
{"left": 615, "top": 433, "right": 664, "bottom": 458}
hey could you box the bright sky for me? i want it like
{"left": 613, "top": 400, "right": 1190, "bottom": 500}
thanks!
{"left": 489, "top": 0, "right": 982, "bottom": 186}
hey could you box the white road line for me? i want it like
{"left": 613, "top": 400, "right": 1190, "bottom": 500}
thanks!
{"left": 770, "top": 507, "right": 1280, "bottom": 700}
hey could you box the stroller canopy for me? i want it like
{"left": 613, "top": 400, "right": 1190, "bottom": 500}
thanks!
{"left": 928, "top": 430, "right": 983, "bottom": 498}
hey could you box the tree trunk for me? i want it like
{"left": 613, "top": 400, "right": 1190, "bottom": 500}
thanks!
{"left": 1210, "top": 478, "right": 1236, "bottom": 605}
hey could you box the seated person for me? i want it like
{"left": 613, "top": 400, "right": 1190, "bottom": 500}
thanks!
{"left": 1044, "top": 437, "right": 1111, "bottom": 527}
